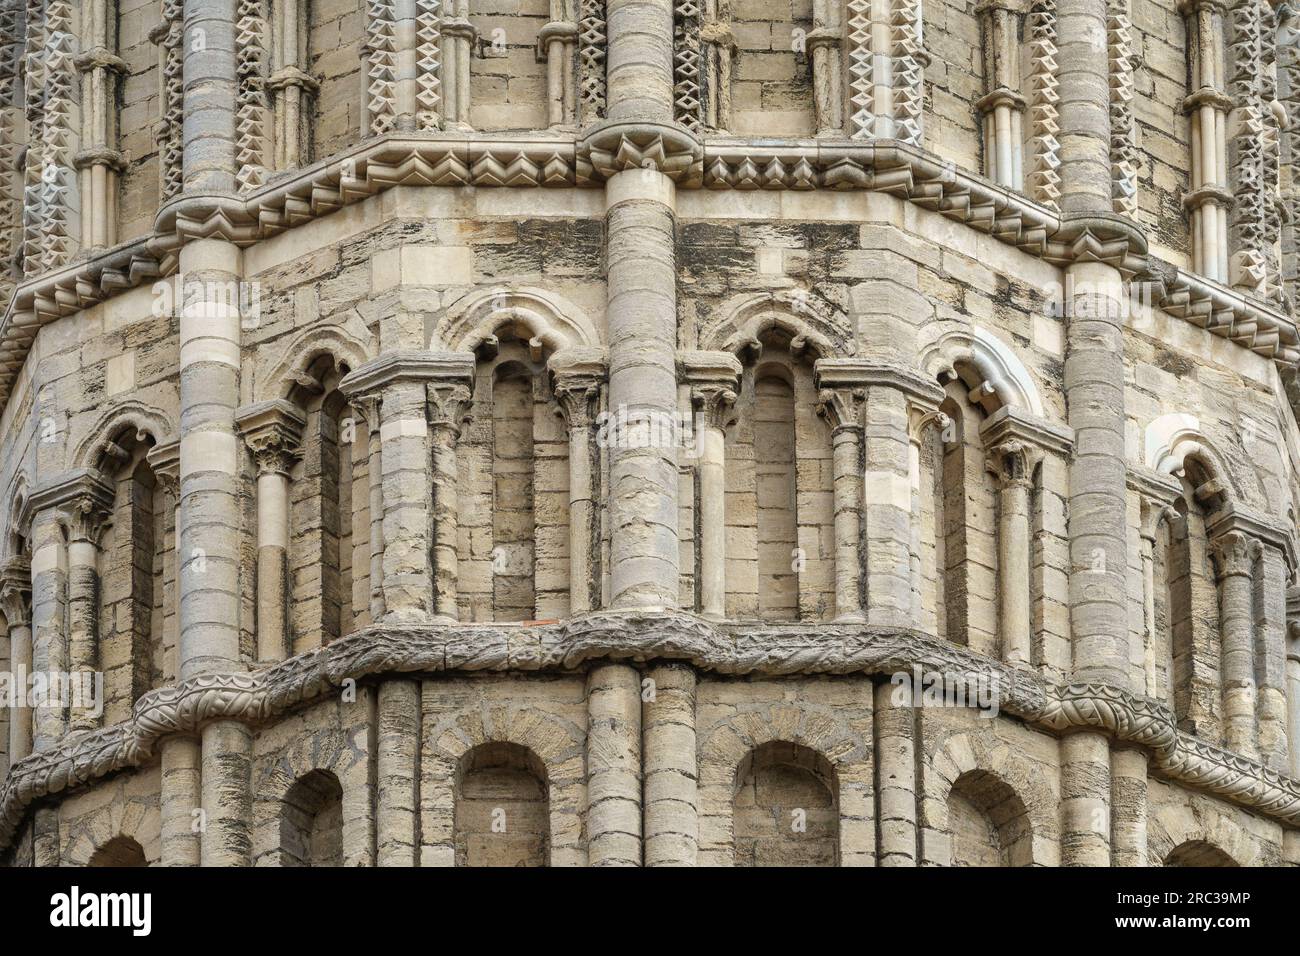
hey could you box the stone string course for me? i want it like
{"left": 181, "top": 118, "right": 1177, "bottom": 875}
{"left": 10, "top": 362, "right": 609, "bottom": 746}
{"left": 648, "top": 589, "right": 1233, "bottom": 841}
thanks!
{"left": 3, "top": 613, "right": 1300, "bottom": 853}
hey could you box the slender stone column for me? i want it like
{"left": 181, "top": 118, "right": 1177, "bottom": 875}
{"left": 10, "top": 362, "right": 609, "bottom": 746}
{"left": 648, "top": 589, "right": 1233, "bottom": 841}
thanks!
{"left": 1288, "top": 597, "right": 1300, "bottom": 778}
{"left": 75, "top": 30, "right": 126, "bottom": 251}
{"left": 148, "top": 440, "right": 183, "bottom": 681}
{"left": 980, "top": 406, "right": 1073, "bottom": 669}
{"left": 642, "top": 662, "right": 697, "bottom": 866}
{"left": 984, "top": 442, "right": 1035, "bottom": 667}
{"left": 812, "top": 382, "right": 864, "bottom": 622}
{"left": 683, "top": 353, "right": 739, "bottom": 621}
{"left": 1178, "top": 0, "right": 1232, "bottom": 281}
{"left": 552, "top": 351, "right": 607, "bottom": 616}
{"left": 806, "top": 0, "right": 842, "bottom": 135}
{"left": 874, "top": 681, "right": 917, "bottom": 866}
{"left": 428, "top": 377, "right": 473, "bottom": 623}
{"left": 976, "top": 1, "right": 1026, "bottom": 190}
{"left": 604, "top": 169, "right": 680, "bottom": 609}
{"left": 269, "top": 0, "right": 318, "bottom": 168}
{"left": 0, "top": 558, "right": 31, "bottom": 767}
{"left": 28, "top": 507, "right": 68, "bottom": 752}
{"left": 376, "top": 679, "right": 420, "bottom": 866}
{"left": 908, "top": 408, "right": 950, "bottom": 631}
{"left": 201, "top": 719, "right": 253, "bottom": 865}
{"left": 435, "top": 5, "right": 475, "bottom": 129}
{"left": 586, "top": 663, "right": 642, "bottom": 865}
{"left": 1254, "top": 540, "right": 1292, "bottom": 771}
{"left": 540, "top": 2, "right": 579, "bottom": 127}
{"left": 236, "top": 400, "right": 306, "bottom": 663}
{"left": 160, "top": 735, "right": 202, "bottom": 866}
{"left": 1110, "top": 747, "right": 1148, "bottom": 866}
{"left": 1060, "top": 731, "right": 1111, "bottom": 865}
{"left": 1129, "top": 469, "right": 1181, "bottom": 697}
{"left": 352, "top": 396, "right": 386, "bottom": 623}
{"left": 184, "top": 0, "right": 239, "bottom": 192}
{"left": 62, "top": 480, "right": 114, "bottom": 733}
{"left": 1209, "top": 530, "right": 1262, "bottom": 759}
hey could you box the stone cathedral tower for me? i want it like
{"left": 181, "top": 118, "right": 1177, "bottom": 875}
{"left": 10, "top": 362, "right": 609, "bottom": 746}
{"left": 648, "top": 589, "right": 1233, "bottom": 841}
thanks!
{"left": 0, "top": 0, "right": 1297, "bottom": 868}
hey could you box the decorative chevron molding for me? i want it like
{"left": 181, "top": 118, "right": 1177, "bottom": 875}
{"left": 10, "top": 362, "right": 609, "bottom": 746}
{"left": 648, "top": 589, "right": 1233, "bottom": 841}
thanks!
{"left": 3, "top": 613, "right": 1300, "bottom": 851}
{"left": 1107, "top": 0, "right": 1138, "bottom": 219}
{"left": 577, "top": 0, "right": 608, "bottom": 123}
{"left": 1025, "top": 1, "right": 1061, "bottom": 211}
{"left": 158, "top": 0, "right": 184, "bottom": 202}
{"left": 413, "top": 0, "right": 442, "bottom": 131}
{"left": 672, "top": 0, "right": 704, "bottom": 131}
{"left": 0, "top": 0, "right": 22, "bottom": 304}
{"left": 846, "top": 0, "right": 876, "bottom": 139}
{"left": 891, "top": 0, "right": 925, "bottom": 145}
{"left": 235, "top": 0, "right": 271, "bottom": 192}
{"left": 36, "top": 0, "right": 79, "bottom": 273}
{"left": 365, "top": 0, "right": 399, "bottom": 135}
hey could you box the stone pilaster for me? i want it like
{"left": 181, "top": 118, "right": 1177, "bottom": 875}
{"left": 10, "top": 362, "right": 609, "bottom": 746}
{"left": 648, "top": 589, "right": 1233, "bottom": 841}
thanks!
{"left": 1060, "top": 730, "right": 1111, "bottom": 865}
{"left": 160, "top": 735, "right": 201, "bottom": 866}
{"left": 340, "top": 351, "right": 475, "bottom": 622}
{"left": 376, "top": 678, "right": 420, "bottom": 866}
{"left": 236, "top": 400, "right": 305, "bottom": 664}
{"left": 552, "top": 349, "right": 607, "bottom": 616}
{"left": 26, "top": 505, "right": 67, "bottom": 753}
{"left": 874, "top": 680, "right": 916, "bottom": 865}
{"left": 642, "top": 662, "right": 696, "bottom": 866}
{"left": 843, "top": 362, "right": 944, "bottom": 628}
{"left": 1288, "top": 586, "right": 1300, "bottom": 778}
{"left": 1208, "top": 504, "right": 1295, "bottom": 769}
{"left": 1110, "top": 747, "right": 1148, "bottom": 866}
{"left": 586, "top": 663, "right": 642, "bottom": 865}
{"left": 683, "top": 351, "right": 739, "bottom": 621}
{"left": 980, "top": 406, "right": 1073, "bottom": 670}
{"left": 0, "top": 556, "right": 31, "bottom": 768}
{"left": 813, "top": 360, "right": 867, "bottom": 623}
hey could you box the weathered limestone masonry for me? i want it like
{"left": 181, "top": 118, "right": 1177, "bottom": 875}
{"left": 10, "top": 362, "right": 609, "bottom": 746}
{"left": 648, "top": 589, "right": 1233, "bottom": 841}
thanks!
{"left": 1, "top": 0, "right": 1300, "bottom": 869}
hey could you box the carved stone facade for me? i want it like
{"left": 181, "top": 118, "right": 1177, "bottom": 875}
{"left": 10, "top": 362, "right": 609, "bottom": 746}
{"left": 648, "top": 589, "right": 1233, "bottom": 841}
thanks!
{"left": 0, "top": 0, "right": 1298, "bottom": 868}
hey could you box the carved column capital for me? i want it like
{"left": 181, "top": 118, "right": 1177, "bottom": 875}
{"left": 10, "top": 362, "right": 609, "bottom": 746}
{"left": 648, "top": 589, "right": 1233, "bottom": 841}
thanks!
{"left": 147, "top": 439, "right": 181, "bottom": 502}
{"left": 550, "top": 349, "right": 607, "bottom": 431}
{"left": 1209, "top": 530, "right": 1263, "bottom": 580}
{"left": 984, "top": 439, "right": 1039, "bottom": 489}
{"left": 682, "top": 350, "right": 742, "bottom": 431}
{"left": 28, "top": 469, "right": 116, "bottom": 543}
{"left": 815, "top": 385, "right": 865, "bottom": 434}
{"left": 0, "top": 555, "right": 31, "bottom": 627}
{"left": 236, "top": 400, "right": 307, "bottom": 476}
{"left": 427, "top": 381, "right": 474, "bottom": 434}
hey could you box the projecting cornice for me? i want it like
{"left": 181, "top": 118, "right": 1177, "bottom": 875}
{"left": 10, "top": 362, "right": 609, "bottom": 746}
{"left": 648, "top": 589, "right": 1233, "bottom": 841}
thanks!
{"left": 1, "top": 612, "right": 1299, "bottom": 851}
{"left": 0, "top": 132, "right": 1296, "bottom": 416}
